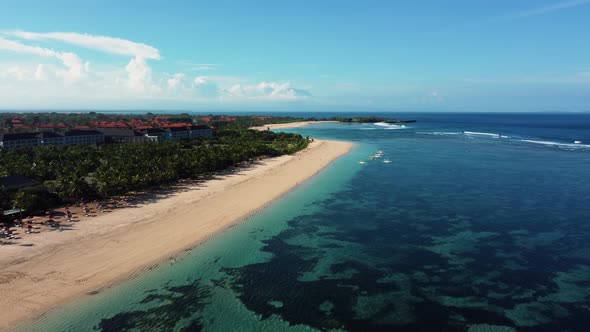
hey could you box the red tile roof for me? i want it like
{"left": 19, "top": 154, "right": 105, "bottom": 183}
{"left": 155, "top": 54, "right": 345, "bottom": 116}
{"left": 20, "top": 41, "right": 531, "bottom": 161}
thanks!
{"left": 35, "top": 123, "right": 67, "bottom": 128}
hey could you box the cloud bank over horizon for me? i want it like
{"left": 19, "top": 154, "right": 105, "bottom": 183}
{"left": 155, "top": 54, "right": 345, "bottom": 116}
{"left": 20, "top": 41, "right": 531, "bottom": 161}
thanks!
{"left": 0, "top": 30, "right": 312, "bottom": 109}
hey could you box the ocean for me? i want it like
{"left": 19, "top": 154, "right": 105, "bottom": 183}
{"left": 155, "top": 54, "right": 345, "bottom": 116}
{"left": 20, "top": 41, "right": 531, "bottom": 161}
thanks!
{"left": 24, "top": 113, "right": 590, "bottom": 332}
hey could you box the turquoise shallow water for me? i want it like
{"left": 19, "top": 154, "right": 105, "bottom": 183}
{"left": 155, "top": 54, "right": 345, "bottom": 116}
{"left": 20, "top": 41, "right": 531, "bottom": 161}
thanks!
{"left": 23, "top": 114, "right": 590, "bottom": 331}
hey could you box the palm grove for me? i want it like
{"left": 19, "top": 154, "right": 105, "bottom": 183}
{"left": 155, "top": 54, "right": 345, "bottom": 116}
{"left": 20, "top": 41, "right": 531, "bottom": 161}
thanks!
{"left": 0, "top": 126, "right": 310, "bottom": 215}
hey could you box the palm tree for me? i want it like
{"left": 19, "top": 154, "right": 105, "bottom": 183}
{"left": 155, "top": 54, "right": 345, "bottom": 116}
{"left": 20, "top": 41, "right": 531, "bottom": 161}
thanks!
{"left": 13, "top": 191, "right": 30, "bottom": 217}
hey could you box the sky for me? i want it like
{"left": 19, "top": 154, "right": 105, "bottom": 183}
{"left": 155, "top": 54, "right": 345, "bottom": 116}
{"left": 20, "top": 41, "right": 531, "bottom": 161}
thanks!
{"left": 0, "top": 0, "right": 589, "bottom": 112}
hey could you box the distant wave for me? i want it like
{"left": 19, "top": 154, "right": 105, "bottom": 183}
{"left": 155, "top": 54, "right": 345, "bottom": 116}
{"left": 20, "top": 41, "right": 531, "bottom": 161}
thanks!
{"left": 463, "top": 131, "right": 500, "bottom": 138}
{"left": 373, "top": 122, "right": 407, "bottom": 129}
{"left": 521, "top": 139, "right": 590, "bottom": 149}
{"left": 417, "top": 129, "right": 588, "bottom": 151}
{"left": 373, "top": 122, "right": 391, "bottom": 127}
{"left": 417, "top": 131, "right": 462, "bottom": 136}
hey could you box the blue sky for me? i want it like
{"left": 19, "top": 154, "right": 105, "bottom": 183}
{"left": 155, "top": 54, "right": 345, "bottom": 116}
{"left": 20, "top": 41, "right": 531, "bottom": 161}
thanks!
{"left": 0, "top": 0, "right": 589, "bottom": 112}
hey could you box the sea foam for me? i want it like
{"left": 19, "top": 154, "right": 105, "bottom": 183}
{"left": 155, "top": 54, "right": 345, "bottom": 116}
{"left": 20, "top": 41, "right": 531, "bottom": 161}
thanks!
{"left": 463, "top": 131, "right": 501, "bottom": 138}
{"left": 521, "top": 139, "right": 590, "bottom": 149}
{"left": 417, "top": 131, "right": 462, "bottom": 136}
{"left": 373, "top": 122, "right": 407, "bottom": 129}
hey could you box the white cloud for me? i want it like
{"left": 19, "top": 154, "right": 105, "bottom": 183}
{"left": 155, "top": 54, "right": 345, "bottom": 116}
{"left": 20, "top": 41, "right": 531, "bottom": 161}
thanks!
{"left": 226, "top": 81, "right": 311, "bottom": 100}
{"left": 7, "top": 30, "right": 160, "bottom": 60}
{"left": 161, "top": 74, "right": 220, "bottom": 99}
{"left": 34, "top": 64, "right": 47, "bottom": 80}
{"left": 0, "top": 30, "right": 312, "bottom": 108}
{"left": 194, "top": 76, "right": 208, "bottom": 85}
{"left": 167, "top": 73, "right": 186, "bottom": 90}
{"left": 0, "top": 36, "right": 57, "bottom": 57}
{"left": 4, "top": 30, "right": 163, "bottom": 90}
{"left": 0, "top": 37, "right": 88, "bottom": 84}
{"left": 57, "top": 52, "right": 88, "bottom": 83}
{"left": 125, "top": 57, "right": 154, "bottom": 91}
{"left": 1, "top": 65, "right": 31, "bottom": 81}
{"left": 228, "top": 84, "right": 245, "bottom": 97}
{"left": 194, "top": 77, "right": 219, "bottom": 98}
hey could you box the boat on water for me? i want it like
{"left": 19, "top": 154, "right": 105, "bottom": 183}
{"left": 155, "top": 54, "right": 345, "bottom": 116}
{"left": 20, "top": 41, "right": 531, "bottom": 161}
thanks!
{"left": 358, "top": 161, "right": 366, "bottom": 164}
{"left": 574, "top": 141, "right": 582, "bottom": 144}
{"left": 383, "top": 159, "right": 392, "bottom": 164}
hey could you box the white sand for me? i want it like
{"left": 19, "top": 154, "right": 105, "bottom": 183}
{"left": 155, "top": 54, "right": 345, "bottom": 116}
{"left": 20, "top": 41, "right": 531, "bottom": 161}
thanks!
{"left": 0, "top": 138, "right": 352, "bottom": 331}
{"left": 249, "top": 120, "right": 338, "bottom": 131}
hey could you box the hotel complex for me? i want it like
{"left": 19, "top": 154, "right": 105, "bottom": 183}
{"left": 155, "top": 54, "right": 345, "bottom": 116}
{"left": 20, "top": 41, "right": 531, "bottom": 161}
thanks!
{"left": 0, "top": 125, "right": 213, "bottom": 150}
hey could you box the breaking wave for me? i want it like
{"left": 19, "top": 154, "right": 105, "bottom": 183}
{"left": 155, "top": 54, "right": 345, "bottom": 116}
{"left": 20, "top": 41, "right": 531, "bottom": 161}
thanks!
{"left": 417, "top": 131, "right": 462, "bottom": 136}
{"left": 373, "top": 122, "right": 407, "bottom": 129}
{"left": 521, "top": 139, "right": 590, "bottom": 150}
{"left": 463, "top": 131, "right": 501, "bottom": 138}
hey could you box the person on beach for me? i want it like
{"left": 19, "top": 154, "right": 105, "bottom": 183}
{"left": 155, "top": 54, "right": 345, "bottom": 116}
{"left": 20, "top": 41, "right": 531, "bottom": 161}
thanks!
{"left": 3, "top": 226, "right": 13, "bottom": 239}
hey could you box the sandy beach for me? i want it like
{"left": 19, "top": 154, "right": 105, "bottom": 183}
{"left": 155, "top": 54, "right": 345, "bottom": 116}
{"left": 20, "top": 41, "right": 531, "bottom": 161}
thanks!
{"left": 249, "top": 120, "right": 338, "bottom": 131}
{"left": 0, "top": 138, "right": 352, "bottom": 331}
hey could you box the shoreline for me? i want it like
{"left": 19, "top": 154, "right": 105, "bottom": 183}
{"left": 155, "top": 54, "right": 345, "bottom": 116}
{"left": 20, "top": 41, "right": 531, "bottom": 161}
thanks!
{"left": 249, "top": 120, "right": 338, "bottom": 131}
{"left": 0, "top": 138, "right": 352, "bottom": 331}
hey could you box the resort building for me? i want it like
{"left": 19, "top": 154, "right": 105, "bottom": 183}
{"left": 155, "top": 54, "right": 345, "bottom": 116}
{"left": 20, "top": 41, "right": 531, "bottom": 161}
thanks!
{"left": 38, "top": 132, "right": 65, "bottom": 146}
{"left": 0, "top": 130, "right": 104, "bottom": 150}
{"left": 97, "top": 128, "right": 154, "bottom": 144}
{"left": 63, "top": 130, "right": 105, "bottom": 146}
{"left": 0, "top": 125, "right": 212, "bottom": 150}
{"left": 0, "top": 133, "right": 42, "bottom": 150}
{"left": 188, "top": 125, "right": 213, "bottom": 138}
{"left": 139, "top": 128, "right": 170, "bottom": 142}
{"left": 167, "top": 127, "right": 192, "bottom": 140}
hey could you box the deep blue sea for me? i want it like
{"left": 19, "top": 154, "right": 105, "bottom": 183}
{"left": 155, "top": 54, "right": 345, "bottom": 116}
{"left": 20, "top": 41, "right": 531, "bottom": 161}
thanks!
{"left": 23, "top": 113, "right": 590, "bottom": 332}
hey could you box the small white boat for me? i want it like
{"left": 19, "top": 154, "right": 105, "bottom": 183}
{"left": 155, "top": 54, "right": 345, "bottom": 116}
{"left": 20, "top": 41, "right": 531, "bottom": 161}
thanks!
{"left": 358, "top": 161, "right": 366, "bottom": 164}
{"left": 382, "top": 159, "right": 392, "bottom": 163}
{"left": 574, "top": 141, "right": 582, "bottom": 144}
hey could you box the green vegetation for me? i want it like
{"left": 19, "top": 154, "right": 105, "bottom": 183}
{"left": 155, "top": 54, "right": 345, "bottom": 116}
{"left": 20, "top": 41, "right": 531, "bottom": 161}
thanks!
{"left": 0, "top": 110, "right": 406, "bottom": 215}
{"left": 0, "top": 128, "right": 309, "bottom": 213}
{"left": 1, "top": 112, "right": 190, "bottom": 128}
{"left": 330, "top": 116, "right": 415, "bottom": 123}
{"left": 0, "top": 112, "right": 314, "bottom": 133}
